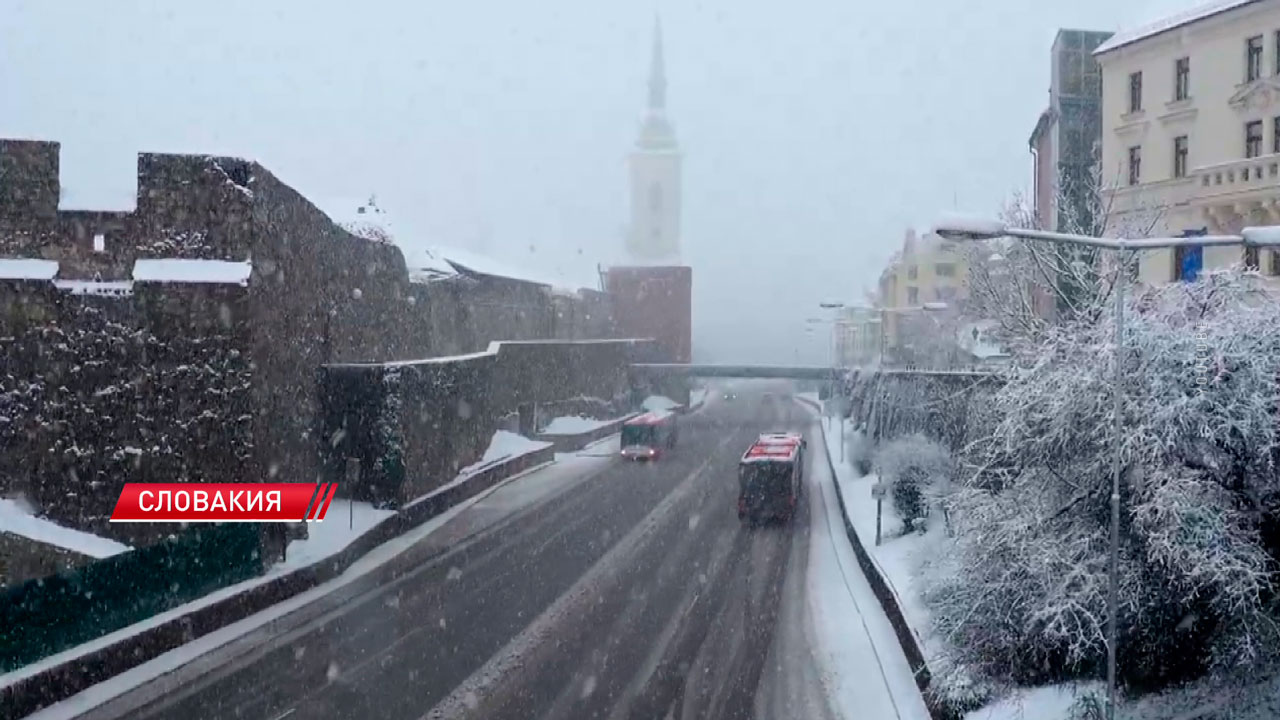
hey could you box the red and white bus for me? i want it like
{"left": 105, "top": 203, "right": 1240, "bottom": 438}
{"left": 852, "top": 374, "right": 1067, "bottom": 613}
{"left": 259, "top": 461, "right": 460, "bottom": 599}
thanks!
{"left": 619, "top": 411, "right": 679, "bottom": 460}
{"left": 737, "top": 432, "right": 805, "bottom": 524}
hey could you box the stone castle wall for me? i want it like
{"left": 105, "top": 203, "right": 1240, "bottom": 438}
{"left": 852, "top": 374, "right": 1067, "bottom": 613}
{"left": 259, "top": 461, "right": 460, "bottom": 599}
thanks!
{"left": 0, "top": 139, "right": 620, "bottom": 544}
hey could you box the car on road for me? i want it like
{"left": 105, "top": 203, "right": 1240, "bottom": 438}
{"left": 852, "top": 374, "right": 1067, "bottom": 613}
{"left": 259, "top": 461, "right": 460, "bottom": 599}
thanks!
{"left": 737, "top": 432, "right": 805, "bottom": 525}
{"left": 620, "top": 411, "right": 678, "bottom": 460}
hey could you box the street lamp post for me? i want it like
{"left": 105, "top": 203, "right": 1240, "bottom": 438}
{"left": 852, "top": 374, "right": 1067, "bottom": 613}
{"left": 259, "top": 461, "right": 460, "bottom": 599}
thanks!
{"left": 933, "top": 215, "right": 1280, "bottom": 720}
{"left": 817, "top": 303, "right": 845, "bottom": 439}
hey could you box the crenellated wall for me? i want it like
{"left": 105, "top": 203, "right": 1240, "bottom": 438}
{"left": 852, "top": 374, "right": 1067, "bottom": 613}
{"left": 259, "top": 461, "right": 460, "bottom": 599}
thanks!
{"left": 0, "top": 139, "right": 624, "bottom": 545}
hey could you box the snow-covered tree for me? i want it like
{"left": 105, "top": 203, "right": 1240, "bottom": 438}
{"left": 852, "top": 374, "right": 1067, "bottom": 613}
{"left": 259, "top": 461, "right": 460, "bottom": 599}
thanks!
{"left": 873, "top": 433, "right": 951, "bottom": 526}
{"left": 962, "top": 163, "right": 1165, "bottom": 349}
{"left": 925, "top": 269, "right": 1280, "bottom": 690}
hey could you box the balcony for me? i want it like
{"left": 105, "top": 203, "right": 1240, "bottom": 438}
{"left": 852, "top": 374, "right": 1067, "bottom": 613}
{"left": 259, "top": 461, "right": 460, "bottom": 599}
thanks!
{"left": 1189, "top": 154, "right": 1280, "bottom": 226}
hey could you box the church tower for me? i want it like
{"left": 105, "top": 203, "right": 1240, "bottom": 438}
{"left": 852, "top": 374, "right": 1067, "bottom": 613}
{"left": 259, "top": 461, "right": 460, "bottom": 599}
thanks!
{"left": 626, "top": 16, "right": 682, "bottom": 262}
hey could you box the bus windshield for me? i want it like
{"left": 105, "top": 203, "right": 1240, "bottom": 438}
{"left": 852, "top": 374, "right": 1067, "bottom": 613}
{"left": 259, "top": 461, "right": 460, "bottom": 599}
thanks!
{"left": 621, "top": 424, "right": 657, "bottom": 446}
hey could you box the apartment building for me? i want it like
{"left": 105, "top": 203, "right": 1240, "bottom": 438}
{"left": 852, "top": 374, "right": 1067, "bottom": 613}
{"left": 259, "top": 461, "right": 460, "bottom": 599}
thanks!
{"left": 834, "top": 305, "right": 881, "bottom": 367}
{"left": 1030, "top": 29, "right": 1114, "bottom": 233}
{"left": 875, "top": 229, "right": 967, "bottom": 364}
{"left": 1096, "top": 0, "right": 1280, "bottom": 284}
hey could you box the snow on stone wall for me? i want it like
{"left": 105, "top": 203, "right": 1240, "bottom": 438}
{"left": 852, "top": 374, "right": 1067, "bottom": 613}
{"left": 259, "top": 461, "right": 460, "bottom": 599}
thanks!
{"left": 0, "top": 288, "right": 253, "bottom": 547}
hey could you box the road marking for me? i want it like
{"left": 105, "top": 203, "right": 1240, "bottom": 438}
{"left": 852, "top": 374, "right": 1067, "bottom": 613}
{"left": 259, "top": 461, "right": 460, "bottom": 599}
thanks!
{"left": 421, "top": 430, "right": 742, "bottom": 720}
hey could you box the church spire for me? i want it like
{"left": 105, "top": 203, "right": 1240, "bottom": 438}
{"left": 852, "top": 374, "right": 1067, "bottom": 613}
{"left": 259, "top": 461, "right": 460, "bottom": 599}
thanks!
{"left": 636, "top": 14, "right": 677, "bottom": 151}
{"left": 648, "top": 15, "right": 666, "bottom": 112}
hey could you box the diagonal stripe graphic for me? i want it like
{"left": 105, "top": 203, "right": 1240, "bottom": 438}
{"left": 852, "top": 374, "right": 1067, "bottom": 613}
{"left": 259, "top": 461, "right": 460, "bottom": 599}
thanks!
{"left": 316, "top": 483, "right": 338, "bottom": 521}
{"left": 301, "top": 482, "right": 323, "bottom": 523}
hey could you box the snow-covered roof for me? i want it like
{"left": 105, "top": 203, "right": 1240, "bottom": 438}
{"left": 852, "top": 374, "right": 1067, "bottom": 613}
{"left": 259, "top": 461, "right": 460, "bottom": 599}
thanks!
{"left": 1094, "top": 0, "right": 1259, "bottom": 55}
{"left": 625, "top": 410, "right": 675, "bottom": 425}
{"left": 132, "top": 259, "right": 252, "bottom": 285}
{"left": 742, "top": 439, "right": 799, "bottom": 463}
{"left": 0, "top": 259, "right": 59, "bottom": 280}
{"left": 327, "top": 196, "right": 395, "bottom": 244}
{"left": 434, "top": 246, "right": 580, "bottom": 292}
{"left": 403, "top": 247, "right": 459, "bottom": 284}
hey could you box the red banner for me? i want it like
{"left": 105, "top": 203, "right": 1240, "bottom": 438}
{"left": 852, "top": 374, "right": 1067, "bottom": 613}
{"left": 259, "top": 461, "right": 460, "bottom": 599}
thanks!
{"left": 110, "top": 483, "right": 338, "bottom": 523}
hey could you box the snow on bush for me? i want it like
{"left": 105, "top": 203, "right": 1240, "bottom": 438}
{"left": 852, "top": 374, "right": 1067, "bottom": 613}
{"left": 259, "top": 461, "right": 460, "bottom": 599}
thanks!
{"left": 873, "top": 433, "right": 951, "bottom": 527}
{"left": 926, "top": 270, "right": 1280, "bottom": 691}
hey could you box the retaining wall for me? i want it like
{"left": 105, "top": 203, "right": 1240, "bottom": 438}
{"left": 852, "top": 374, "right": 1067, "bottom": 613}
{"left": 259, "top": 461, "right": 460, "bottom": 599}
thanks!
{"left": 845, "top": 370, "right": 1001, "bottom": 452}
{"left": 319, "top": 339, "right": 652, "bottom": 506}
{"left": 0, "top": 443, "right": 558, "bottom": 720}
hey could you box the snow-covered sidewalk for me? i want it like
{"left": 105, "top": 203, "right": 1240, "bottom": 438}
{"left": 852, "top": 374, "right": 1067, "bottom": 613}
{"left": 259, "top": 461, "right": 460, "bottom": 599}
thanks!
{"left": 818, "top": 418, "right": 938, "bottom": 648}
{"left": 806, "top": 420, "right": 932, "bottom": 720}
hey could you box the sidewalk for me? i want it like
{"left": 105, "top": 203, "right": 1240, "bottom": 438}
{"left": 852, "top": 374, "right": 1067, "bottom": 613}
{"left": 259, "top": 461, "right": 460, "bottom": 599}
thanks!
{"left": 1, "top": 430, "right": 622, "bottom": 720}
{"left": 804, "top": 413, "right": 932, "bottom": 720}
{"left": 816, "top": 417, "right": 938, "bottom": 659}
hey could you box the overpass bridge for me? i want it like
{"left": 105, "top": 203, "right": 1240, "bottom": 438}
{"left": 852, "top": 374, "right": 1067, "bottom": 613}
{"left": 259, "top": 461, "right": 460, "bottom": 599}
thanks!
{"left": 629, "top": 363, "right": 997, "bottom": 381}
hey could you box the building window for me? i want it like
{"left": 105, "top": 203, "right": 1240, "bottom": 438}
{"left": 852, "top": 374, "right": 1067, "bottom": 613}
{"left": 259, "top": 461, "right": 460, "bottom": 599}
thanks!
{"left": 1270, "top": 250, "right": 1280, "bottom": 276}
{"left": 1276, "top": 31, "right": 1280, "bottom": 75}
{"left": 1247, "top": 35, "right": 1264, "bottom": 82}
{"left": 1273, "top": 117, "right": 1280, "bottom": 154}
{"left": 1245, "top": 245, "right": 1260, "bottom": 270}
{"left": 907, "top": 287, "right": 919, "bottom": 305}
{"left": 1173, "top": 136, "right": 1188, "bottom": 178}
{"left": 1175, "top": 57, "right": 1190, "bottom": 101}
{"left": 907, "top": 265, "right": 918, "bottom": 280}
{"left": 1247, "top": 120, "right": 1263, "bottom": 158}
{"left": 935, "top": 262, "right": 956, "bottom": 277}
{"left": 648, "top": 182, "right": 662, "bottom": 213}
{"left": 1128, "top": 146, "right": 1142, "bottom": 185}
{"left": 1128, "top": 71, "right": 1143, "bottom": 113}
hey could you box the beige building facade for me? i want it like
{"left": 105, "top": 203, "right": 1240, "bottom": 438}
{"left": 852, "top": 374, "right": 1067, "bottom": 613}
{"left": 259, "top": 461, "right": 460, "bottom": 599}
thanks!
{"left": 873, "top": 229, "right": 968, "bottom": 364}
{"left": 834, "top": 305, "right": 881, "bottom": 367}
{"left": 1097, "top": 0, "right": 1280, "bottom": 284}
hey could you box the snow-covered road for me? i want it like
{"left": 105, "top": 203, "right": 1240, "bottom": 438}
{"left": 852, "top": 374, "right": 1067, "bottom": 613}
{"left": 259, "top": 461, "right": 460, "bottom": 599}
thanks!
{"left": 24, "top": 387, "right": 931, "bottom": 720}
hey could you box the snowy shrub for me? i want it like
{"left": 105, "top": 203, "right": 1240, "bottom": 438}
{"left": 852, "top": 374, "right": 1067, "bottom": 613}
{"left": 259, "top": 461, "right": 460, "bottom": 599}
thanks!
{"left": 928, "top": 270, "right": 1280, "bottom": 690}
{"left": 1068, "top": 692, "right": 1105, "bottom": 720}
{"left": 846, "top": 426, "right": 873, "bottom": 476}
{"left": 874, "top": 433, "right": 952, "bottom": 526}
{"left": 923, "top": 648, "right": 995, "bottom": 715}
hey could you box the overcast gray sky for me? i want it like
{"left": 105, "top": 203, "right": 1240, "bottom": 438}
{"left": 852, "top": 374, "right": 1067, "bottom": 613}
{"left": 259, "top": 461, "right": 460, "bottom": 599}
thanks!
{"left": 2, "top": 0, "right": 1189, "bottom": 364}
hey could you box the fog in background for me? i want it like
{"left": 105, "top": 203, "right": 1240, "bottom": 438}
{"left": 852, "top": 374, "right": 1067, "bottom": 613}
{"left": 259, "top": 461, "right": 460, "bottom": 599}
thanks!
{"left": 2, "top": 0, "right": 1188, "bottom": 364}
